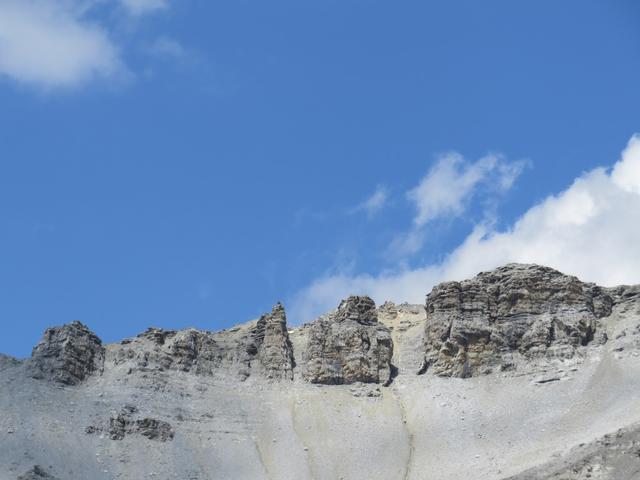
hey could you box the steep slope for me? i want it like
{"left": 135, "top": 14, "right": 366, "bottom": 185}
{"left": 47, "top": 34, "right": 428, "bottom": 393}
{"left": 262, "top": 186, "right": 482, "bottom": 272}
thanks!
{"left": 2, "top": 264, "right": 640, "bottom": 480}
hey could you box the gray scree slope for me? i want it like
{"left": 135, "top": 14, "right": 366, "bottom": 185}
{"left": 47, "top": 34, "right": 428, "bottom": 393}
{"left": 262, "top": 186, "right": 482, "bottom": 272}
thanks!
{"left": 2, "top": 264, "right": 640, "bottom": 479}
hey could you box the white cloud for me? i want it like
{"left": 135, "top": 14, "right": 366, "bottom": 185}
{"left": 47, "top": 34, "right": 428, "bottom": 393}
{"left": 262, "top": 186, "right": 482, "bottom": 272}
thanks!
{"left": 0, "top": 0, "right": 172, "bottom": 90}
{"left": 408, "top": 152, "right": 528, "bottom": 227}
{"left": 0, "top": 0, "right": 124, "bottom": 89}
{"left": 119, "top": 0, "right": 167, "bottom": 16}
{"left": 290, "top": 135, "right": 640, "bottom": 323}
{"left": 348, "top": 185, "right": 388, "bottom": 218}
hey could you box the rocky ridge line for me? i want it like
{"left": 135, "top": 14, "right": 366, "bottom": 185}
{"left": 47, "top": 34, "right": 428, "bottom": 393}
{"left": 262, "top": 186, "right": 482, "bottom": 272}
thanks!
{"left": 20, "top": 264, "right": 639, "bottom": 388}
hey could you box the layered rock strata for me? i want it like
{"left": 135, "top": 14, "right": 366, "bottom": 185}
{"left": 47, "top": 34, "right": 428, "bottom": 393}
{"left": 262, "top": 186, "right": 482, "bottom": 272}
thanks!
{"left": 420, "top": 263, "right": 613, "bottom": 377}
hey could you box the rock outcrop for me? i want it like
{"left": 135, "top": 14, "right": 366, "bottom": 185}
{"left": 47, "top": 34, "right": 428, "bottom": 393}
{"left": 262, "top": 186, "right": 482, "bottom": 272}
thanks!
{"left": 112, "top": 303, "right": 294, "bottom": 381}
{"left": 17, "top": 465, "right": 58, "bottom": 480}
{"left": 243, "top": 302, "right": 295, "bottom": 380}
{"left": 303, "top": 296, "right": 394, "bottom": 385}
{"left": 29, "top": 321, "right": 105, "bottom": 385}
{"left": 86, "top": 405, "right": 174, "bottom": 442}
{"left": 114, "top": 327, "right": 230, "bottom": 376}
{"left": 420, "top": 264, "right": 613, "bottom": 377}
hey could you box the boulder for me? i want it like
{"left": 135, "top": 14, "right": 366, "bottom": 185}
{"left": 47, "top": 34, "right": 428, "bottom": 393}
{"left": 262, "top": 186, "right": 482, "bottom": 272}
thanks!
{"left": 303, "top": 296, "right": 394, "bottom": 385}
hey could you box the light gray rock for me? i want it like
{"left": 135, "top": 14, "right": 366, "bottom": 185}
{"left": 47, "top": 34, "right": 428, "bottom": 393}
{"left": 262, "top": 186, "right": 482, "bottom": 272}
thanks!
{"left": 111, "top": 304, "right": 294, "bottom": 382}
{"left": 113, "top": 327, "right": 234, "bottom": 376}
{"left": 303, "top": 296, "right": 394, "bottom": 385}
{"left": 29, "top": 321, "right": 104, "bottom": 385}
{"left": 244, "top": 302, "right": 295, "bottom": 380}
{"left": 420, "top": 264, "right": 614, "bottom": 377}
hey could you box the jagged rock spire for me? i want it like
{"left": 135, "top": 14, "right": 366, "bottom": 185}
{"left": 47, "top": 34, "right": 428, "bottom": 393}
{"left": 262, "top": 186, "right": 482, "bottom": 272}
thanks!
{"left": 247, "top": 302, "right": 295, "bottom": 380}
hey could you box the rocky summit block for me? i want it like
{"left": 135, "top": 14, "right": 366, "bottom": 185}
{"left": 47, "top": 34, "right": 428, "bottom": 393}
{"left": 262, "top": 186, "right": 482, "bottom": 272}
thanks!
{"left": 303, "top": 296, "right": 394, "bottom": 385}
{"left": 29, "top": 321, "right": 105, "bottom": 385}
{"left": 420, "top": 264, "right": 613, "bottom": 377}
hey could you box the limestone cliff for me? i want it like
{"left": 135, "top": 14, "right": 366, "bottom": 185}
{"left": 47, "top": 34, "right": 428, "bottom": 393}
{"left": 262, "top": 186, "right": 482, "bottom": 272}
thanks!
{"left": 420, "top": 264, "right": 612, "bottom": 377}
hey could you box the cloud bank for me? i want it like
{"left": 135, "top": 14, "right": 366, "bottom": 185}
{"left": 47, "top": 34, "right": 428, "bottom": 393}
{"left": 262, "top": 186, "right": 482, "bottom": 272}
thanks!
{"left": 290, "top": 135, "right": 640, "bottom": 323}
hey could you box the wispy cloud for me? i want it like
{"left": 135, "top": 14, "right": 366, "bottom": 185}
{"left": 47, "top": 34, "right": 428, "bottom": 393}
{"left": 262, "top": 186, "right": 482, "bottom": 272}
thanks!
{"left": 347, "top": 185, "right": 389, "bottom": 218}
{"left": 408, "top": 152, "right": 528, "bottom": 227}
{"left": 146, "top": 36, "right": 188, "bottom": 60}
{"left": 386, "top": 152, "right": 528, "bottom": 258}
{"left": 290, "top": 135, "right": 640, "bottom": 323}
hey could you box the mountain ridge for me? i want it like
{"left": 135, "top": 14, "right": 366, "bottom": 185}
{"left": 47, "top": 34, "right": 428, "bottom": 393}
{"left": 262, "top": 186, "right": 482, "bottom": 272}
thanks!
{"left": 3, "top": 263, "right": 640, "bottom": 479}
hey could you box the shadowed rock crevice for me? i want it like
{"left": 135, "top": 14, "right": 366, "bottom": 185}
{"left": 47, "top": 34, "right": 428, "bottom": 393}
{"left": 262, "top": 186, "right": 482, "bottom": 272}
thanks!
{"left": 303, "top": 296, "right": 394, "bottom": 385}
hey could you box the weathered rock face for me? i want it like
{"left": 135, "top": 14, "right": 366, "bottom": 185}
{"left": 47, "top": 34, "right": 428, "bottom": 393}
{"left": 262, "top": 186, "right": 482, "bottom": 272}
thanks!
{"left": 112, "top": 303, "right": 294, "bottom": 381}
{"left": 303, "top": 296, "right": 394, "bottom": 385}
{"left": 29, "top": 321, "right": 105, "bottom": 385}
{"left": 244, "top": 302, "right": 295, "bottom": 380}
{"left": 113, "top": 327, "right": 231, "bottom": 376}
{"left": 421, "top": 264, "right": 614, "bottom": 377}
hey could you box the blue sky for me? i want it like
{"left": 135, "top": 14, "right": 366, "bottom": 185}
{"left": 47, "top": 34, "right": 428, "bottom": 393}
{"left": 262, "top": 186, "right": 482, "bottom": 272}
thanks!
{"left": 1, "top": 0, "right": 640, "bottom": 357}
